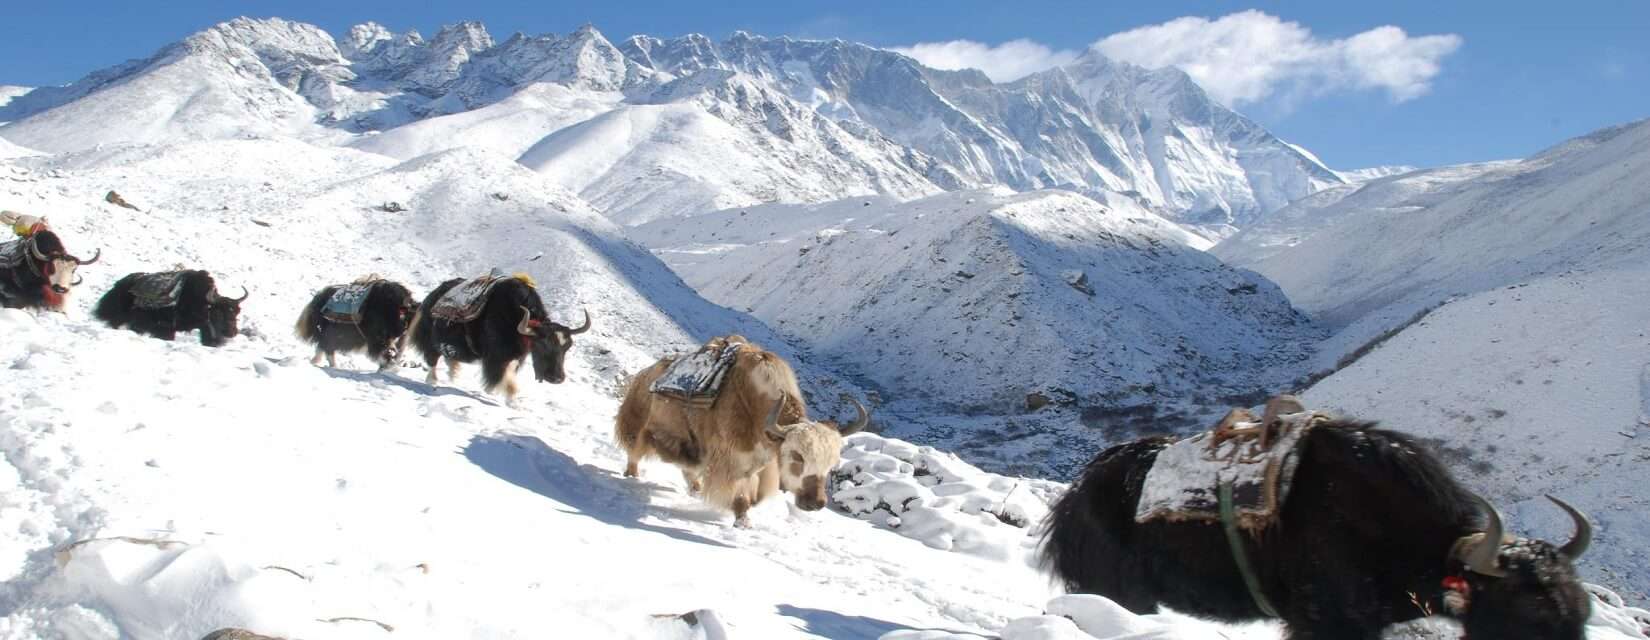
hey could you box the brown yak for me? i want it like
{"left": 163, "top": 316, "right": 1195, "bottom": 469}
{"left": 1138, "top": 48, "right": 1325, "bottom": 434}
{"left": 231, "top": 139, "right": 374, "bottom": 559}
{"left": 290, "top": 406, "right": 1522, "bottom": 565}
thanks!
{"left": 615, "top": 336, "right": 868, "bottom": 527}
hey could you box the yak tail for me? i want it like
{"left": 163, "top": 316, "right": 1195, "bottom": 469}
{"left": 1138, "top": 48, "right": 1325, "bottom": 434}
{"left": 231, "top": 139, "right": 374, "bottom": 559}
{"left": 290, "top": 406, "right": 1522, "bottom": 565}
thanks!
{"left": 93, "top": 273, "right": 138, "bottom": 328}
{"left": 294, "top": 288, "right": 330, "bottom": 343}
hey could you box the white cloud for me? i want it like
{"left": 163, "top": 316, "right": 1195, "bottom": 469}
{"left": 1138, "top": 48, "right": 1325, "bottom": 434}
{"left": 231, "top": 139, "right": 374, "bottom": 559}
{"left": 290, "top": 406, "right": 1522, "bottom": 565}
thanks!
{"left": 1092, "top": 11, "right": 1462, "bottom": 106}
{"left": 890, "top": 39, "right": 1079, "bottom": 82}
{"left": 889, "top": 12, "right": 1461, "bottom": 106}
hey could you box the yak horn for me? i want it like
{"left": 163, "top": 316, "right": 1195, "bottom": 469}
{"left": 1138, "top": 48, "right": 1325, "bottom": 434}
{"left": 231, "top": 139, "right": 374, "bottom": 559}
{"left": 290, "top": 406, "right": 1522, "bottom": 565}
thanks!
{"left": 226, "top": 286, "right": 249, "bottom": 303}
{"left": 28, "top": 238, "right": 48, "bottom": 262}
{"left": 72, "top": 273, "right": 83, "bottom": 286}
{"left": 762, "top": 397, "right": 788, "bottom": 441}
{"left": 569, "top": 309, "right": 592, "bottom": 335}
{"left": 838, "top": 398, "right": 870, "bottom": 436}
{"left": 1458, "top": 492, "right": 1509, "bottom": 577}
{"left": 517, "top": 305, "right": 535, "bottom": 336}
{"left": 1547, "top": 495, "right": 1592, "bottom": 560}
{"left": 70, "top": 248, "right": 100, "bottom": 265}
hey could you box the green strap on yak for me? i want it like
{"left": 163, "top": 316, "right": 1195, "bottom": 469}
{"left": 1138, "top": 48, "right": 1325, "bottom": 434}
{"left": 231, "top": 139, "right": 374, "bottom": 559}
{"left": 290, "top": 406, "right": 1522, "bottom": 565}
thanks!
{"left": 1220, "top": 480, "right": 1281, "bottom": 618}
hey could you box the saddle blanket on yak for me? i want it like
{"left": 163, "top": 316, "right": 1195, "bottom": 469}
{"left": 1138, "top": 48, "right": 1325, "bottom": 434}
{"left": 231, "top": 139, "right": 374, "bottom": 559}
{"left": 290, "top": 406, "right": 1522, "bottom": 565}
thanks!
{"left": 649, "top": 341, "right": 743, "bottom": 408}
{"left": 321, "top": 280, "right": 379, "bottom": 324}
{"left": 0, "top": 238, "right": 27, "bottom": 269}
{"left": 431, "top": 273, "right": 514, "bottom": 323}
{"left": 131, "top": 271, "right": 190, "bottom": 310}
{"left": 1134, "top": 410, "right": 1325, "bottom": 532}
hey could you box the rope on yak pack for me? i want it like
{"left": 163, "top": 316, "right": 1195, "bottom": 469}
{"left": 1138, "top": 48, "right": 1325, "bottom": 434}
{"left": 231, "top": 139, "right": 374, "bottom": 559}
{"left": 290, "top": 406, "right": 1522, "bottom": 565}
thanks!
{"left": 1220, "top": 479, "right": 1281, "bottom": 618}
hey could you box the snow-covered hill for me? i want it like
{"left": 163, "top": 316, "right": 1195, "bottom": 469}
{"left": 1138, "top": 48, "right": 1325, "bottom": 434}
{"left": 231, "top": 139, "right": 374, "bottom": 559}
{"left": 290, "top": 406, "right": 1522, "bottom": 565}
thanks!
{"left": 1221, "top": 119, "right": 1650, "bottom": 603}
{"left": 632, "top": 188, "right": 1322, "bottom": 475}
{"left": 1212, "top": 161, "right": 1514, "bottom": 266}
{"left": 0, "top": 17, "right": 1344, "bottom": 228}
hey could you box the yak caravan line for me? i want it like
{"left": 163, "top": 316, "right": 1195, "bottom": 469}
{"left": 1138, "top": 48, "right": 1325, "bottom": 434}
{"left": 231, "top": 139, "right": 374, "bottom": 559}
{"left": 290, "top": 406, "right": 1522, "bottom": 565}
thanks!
{"left": 0, "top": 204, "right": 1630, "bottom": 638}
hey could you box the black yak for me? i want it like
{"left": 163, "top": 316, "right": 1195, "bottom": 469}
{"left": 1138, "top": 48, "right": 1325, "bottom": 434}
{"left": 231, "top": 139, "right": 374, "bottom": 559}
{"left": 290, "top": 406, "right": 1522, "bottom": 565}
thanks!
{"left": 0, "top": 229, "right": 99, "bottom": 311}
{"left": 95, "top": 270, "right": 248, "bottom": 347}
{"left": 294, "top": 278, "right": 417, "bottom": 371}
{"left": 1041, "top": 418, "right": 1593, "bottom": 640}
{"left": 408, "top": 274, "right": 589, "bottom": 405}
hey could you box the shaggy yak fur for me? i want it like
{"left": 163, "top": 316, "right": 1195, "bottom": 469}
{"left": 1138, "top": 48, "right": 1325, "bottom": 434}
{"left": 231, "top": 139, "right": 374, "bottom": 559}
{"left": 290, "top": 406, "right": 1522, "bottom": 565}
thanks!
{"left": 0, "top": 229, "right": 99, "bottom": 311}
{"left": 94, "top": 270, "right": 246, "bottom": 347}
{"left": 294, "top": 279, "right": 418, "bottom": 370}
{"left": 408, "top": 276, "right": 589, "bottom": 405}
{"left": 614, "top": 336, "right": 868, "bottom": 526}
{"left": 1041, "top": 419, "right": 1593, "bottom": 640}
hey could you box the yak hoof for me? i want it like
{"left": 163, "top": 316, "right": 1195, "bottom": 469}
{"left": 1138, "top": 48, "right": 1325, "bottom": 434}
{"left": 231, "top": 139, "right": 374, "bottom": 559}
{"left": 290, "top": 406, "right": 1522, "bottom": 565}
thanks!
{"left": 733, "top": 516, "right": 753, "bottom": 529}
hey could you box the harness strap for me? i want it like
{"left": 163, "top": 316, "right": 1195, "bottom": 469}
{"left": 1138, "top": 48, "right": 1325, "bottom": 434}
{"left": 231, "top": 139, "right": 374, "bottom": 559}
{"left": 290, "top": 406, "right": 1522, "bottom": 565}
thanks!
{"left": 1220, "top": 479, "right": 1281, "bottom": 618}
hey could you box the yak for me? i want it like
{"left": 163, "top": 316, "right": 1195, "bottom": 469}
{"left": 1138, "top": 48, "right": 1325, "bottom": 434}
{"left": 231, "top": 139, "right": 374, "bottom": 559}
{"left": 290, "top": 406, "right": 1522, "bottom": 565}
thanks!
{"left": 408, "top": 275, "right": 589, "bottom": 405}
{"left": 1040, "top": 416, "right": 1594, "bottom": 640}
{"left": 0, "top": 229, "right": 99, "bottom": 312}
{"left": 294, "top": 278, "right": 418, "bottom": 371}
{"left": 615, "top": 336, "right": 869, "bottom": 527}
{"left": 95, "top": 270, "right": 248, "bottom": 347}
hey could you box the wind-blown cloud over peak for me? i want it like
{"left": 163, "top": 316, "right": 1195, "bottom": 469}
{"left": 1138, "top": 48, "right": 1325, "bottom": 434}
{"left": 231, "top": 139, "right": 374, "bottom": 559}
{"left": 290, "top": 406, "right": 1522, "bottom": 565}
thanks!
{"left": 889, "top": 39, "right": 1079, "bottom": 82}
{"left": 892, "top": 11, "right": 1462, "bottom": 106}
{"left": 1094, "top": 11, "right": 1462, "bottom": 105}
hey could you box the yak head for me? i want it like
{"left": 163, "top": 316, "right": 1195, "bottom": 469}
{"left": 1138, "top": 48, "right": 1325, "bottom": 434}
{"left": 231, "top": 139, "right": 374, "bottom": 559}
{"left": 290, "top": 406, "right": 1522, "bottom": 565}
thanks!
{"left": 202, "top": 286, "right": 248, "bottom": 346}
{"left": 763, "top": 397, "right": 869, "bottom": 511}
{"left": 516, "top": 306, "right": 591, "bottom": 384}
{"left": 1451, "top": 494, "right": 1593, "bottom": 639}
{"left": 28, "top": 231, "right": 99, "bottom": 308}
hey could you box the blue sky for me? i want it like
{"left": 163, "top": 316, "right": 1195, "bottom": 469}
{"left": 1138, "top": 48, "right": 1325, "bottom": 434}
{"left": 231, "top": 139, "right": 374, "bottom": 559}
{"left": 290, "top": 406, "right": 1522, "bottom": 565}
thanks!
{"left": 1, "top": 1, "right": 1645, "bottom": 170}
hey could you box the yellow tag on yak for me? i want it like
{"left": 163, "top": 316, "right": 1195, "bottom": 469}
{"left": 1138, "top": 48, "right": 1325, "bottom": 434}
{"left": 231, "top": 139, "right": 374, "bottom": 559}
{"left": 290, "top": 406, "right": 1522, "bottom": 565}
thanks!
{"left": 512, "top": 273, "right": 537, "bottom": 288}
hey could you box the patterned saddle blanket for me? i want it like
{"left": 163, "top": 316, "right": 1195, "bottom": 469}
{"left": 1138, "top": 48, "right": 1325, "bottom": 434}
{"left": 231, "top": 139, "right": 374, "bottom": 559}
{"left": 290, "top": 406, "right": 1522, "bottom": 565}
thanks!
{"left": 321, "top": 280, "right": 379, "bottom": 324}
{"left": 132, "top": 271, "right": 191, "bottom": 310}
{"left": 1134, "top": 402, "right": 1327, "bottom": 532}
{"left": 0, "top": 237, "right": 33, "bottom": 270}
{"left": 649, "top": 340, "right": 744, "bottom": 408}
{"left": 432, "top": 272, "right": 517, "bottom": 323}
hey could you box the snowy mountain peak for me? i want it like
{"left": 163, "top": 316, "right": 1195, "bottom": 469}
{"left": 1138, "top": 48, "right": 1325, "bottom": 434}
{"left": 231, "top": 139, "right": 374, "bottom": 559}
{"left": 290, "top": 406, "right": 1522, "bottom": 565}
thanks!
{"left": 3, "top": 16, "right": 1346, "bottom": 228}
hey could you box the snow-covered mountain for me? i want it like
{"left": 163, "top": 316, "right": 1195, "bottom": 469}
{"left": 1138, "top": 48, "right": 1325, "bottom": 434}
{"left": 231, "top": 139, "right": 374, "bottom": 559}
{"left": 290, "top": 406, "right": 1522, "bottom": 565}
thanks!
{"left": 1219, "top": 119, "right": 1650, "bottom": 603}
{"left": 632, "top": 188, "right": 1322, "bottom": 475}
{"left": 0, "top": 17, "right": 1343, "bottom": 228}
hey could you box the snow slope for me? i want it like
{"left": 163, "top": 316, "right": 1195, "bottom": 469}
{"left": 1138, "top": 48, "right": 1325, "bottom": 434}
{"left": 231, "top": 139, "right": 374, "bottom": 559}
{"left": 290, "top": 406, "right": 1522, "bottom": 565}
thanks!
{"left": 0, "top": 19, "right": 345, "bottom": 152}
{"left": 632, "top": 189, "right": 1321, "bottom": 476}
{"left": 1234, "top": 119, "right": 1650, "bottom": 328}
{"left": 1212, "top": 161, "right": 1515, "bottom": 266}
{"left": 518, "top": 72, "right": 952, "bottom": 225}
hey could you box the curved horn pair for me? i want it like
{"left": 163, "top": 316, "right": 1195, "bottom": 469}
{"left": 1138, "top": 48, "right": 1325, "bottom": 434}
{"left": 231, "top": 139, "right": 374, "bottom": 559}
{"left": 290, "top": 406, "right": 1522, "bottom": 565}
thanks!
{"left": 209, "top": 286, "right": 250, "bottom": 304}
{"left": 569, "top": 309, "right": 592, "bottom": 335}
{"left": 1457, "top": 493, "right": 1592, "bottom": 576}
{"left": 69, "top": 249, "right": 100, "bottom": 265}
{"left": 28, "top": 237, "right": 48, "bottom": 262}
{"left": 838, "top": 398, "right": 870, "bottom": 436}
{"left": 517, "top": 305, "right": 536, "bottom": 336}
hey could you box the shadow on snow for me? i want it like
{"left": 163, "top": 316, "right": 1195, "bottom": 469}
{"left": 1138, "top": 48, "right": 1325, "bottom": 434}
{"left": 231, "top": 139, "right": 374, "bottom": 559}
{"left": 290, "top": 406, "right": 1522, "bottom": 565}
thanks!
{"left": 776, "top": 604, "right": 977, "bottom": 639}
{"left": 462, "top": 433, "right": 735, "bottom": 550}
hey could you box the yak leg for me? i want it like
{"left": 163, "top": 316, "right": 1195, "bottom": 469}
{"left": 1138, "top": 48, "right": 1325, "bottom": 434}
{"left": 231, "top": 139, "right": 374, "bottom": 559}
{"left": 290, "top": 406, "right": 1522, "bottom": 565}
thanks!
{"left": 325, "top": 351, "right": 338, "bottom": 368}
{"left": 680, "top": 468, "right": 704, "bottom": 495}
{"left": 447, "top": 359, "right": 462, "bottom": 382}
{"left": 311, "top": 346, "right": 325, "bottom": 366}
{"left": 425, "top": 355, "right": 441, "bottom": 384}
{"left": 732, "top": 494, "right": 753, "bottom": 528}
{"left": 499, "top": 357, "right": 524, "bottom": 407}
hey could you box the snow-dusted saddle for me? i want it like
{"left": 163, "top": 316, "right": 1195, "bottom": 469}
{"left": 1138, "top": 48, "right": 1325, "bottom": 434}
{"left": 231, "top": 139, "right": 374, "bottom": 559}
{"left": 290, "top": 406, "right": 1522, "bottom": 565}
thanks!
{"left": 320, "top": 278, "right": 382, "bottom": 324}
{"left": 431, "top": 271, "right": 516, "bottom": 323}
{"left": 1134, "top": 396, "right": 1328, "bottom": 532}
{"left": 130, "top": 271, "right": 191, "bottom": 309}
{"left": 649, "top": 338, "right": 744, "bottom": 408}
